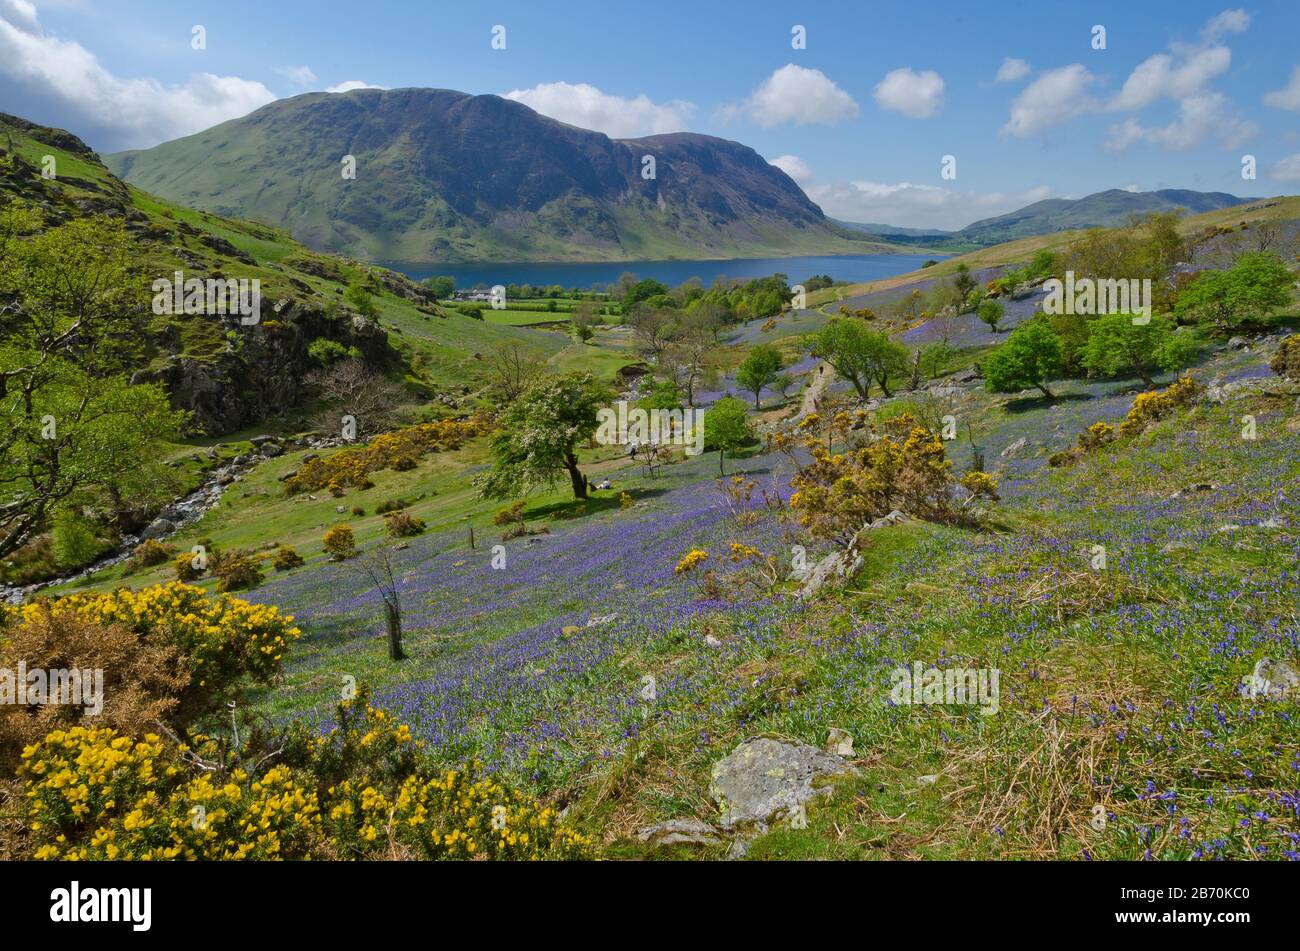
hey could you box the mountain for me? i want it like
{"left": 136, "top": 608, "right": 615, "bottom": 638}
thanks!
{"left": 107, "top": 88, "right": 902, "bottom": 264}
{"left": 840, "top": 188, "right": 1256, "bottom": 250}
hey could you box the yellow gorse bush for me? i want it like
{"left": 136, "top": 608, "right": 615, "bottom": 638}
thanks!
{"left": 29, "top": 582, "right": 300, "bottom": 689}
{"left": 20, "top": 695, "right": 589, "bottom": 861}
{"left": 284, "top": 417, "right": 490, "bottom": 496}
{"left": 1119, "top": 375, "right": 1203, "bottom": 436}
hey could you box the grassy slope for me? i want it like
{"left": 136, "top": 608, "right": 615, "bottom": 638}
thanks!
{"left": 808, "top": 195, "right": 1300, "bottom": 308}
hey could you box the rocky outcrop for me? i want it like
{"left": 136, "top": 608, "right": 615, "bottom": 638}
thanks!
{"left": 710, "top": 737, "right": 858, "bottom": 830}
{"left": 134, "top": 298, "right": 394, "bottom": 437}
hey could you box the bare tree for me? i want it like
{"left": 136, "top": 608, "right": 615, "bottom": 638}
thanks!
{"left": 483, "top": 341, "right": 545, "bottom": 404}
{"left": 358, "top": 546, "right": 405, "bottom": 661}
{"left": 307, "top": 358, "right": 405, "bottom": 436}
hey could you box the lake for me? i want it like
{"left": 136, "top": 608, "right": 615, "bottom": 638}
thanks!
{"left": 386, "top": 253, "right": 946, "bottom": 292}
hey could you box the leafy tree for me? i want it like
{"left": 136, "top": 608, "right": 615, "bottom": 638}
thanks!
{"left": 1173, "top": 251, "right": 1294, "bottom": 334}
{"left": 422, "top": 275, "right": 455, "bottom": 299}
{"left": 478, "top": 372, "right": 610, "bottom": 500}
{"left": 1079, "top": 314, "right": 1196, "bottom": 388}
{"left": 703, "top": 395, "right": 752, "bottom": 475}
{"left": 622, "top": 278, "right": 670, "bottom": 313}
{"left": 1, "top": 212, "right": 187, "bottom": 558}
{"left": 977, "top": 299, "right": 1004, "bottom": 332}
{"left": 951, "top": 263, "right": 978, "bottom": 312}
{"left": 984, "top": 319, "right": 1065, "bottom": 399}
{"left": 345, "top": 281, "right": 379, "bottom": 318}
{"left": 807, "top": 319, "right": 906, "bottom": 400}
{"left": 571, "top": 301, "right": 598, "bottom": 343}
{"left": 735, "top": 343, "right": 784, "bottom": 409}
{"left": 641, "top": 378, "right": 682, "bottom": 411}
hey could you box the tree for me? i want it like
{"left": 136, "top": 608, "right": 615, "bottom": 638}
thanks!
{"left": 622, "top": 278, "right": 670, "bottom": 313}
{"left": 808, "top": 319, "right": 906, "bottom": 401}
{"left": 703, "top": 396, "right": 752, "bottom": 475}
{"left": 951, "top": 263, "right": 978, "bottom": 312}
{"left": 478, "top": 372, "right": 610, "bottom": 501}
{"left": 422, "top": 275, "right": 455, "bottom": 299}
{"left": 1173, "top": 252, "right": 1294, "bottom": 334}
{"left": 983, "top": 319, "right": 1065, "bottom": 399}
{"left": 358, "top": 547, "right": 406, "bottom": 661}
{"left": 735, "top": 343, "right": 784, "bottom": 409}
{"left": 571, "top": 301, "right": 598, "bottom": 343}
{"left": 484, "top": 341, "right": 545, "bottom": 404}
{"left": 977, "top": 299, "right": 1004, "bottom": 332}
{"left": 345, "top": 280, "right": 379, "bottom": 319}
{"left": 307, "top": 358, "right": 404, "bottom": 436}
{"left": 625, "top": 305, "right": 679, "bottom": 361}
{"left": 1079, "top": 314, "right": 1196, "bottom": 388}
{"left": 907, "top": 342, "right": 957, "bottom": 390}
{"left": 1, "top": 213, "right": 187, "bottom": 558}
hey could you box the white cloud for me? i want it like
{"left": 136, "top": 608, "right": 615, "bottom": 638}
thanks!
{"left": 502, "top": 81, "right": 693, "bottom": 137}
{"left": 1106, "top": 92, "right": 1258, "bottom": 152}
{"left": 769, "top": 154, "right": 812, "bottom": 184}
{"left": 873, "top": 67, "right": 945, "bottom": 118}
{"left": 1269, "top": 153, "right": 1300, "bottom": 183}
{"left": 1109, "top": 45, "right": 1232, "bottom": 111}
{"left": 723, "top": 64, "right": 858, "bottom": 128}
{"left": 325, "top": 80, "right": 385, "bottom": 94}
{"left": 1263, "top": 66, "right": 1300, "bottom": 111}
{"left": 1001, "top": 64, "right": 1099, "bottom": 137}
{"left": 276, "top": 65, "right": 318, "bottom": 87}
{"left": 808, "top": 180, "right": 1054, "bottom": 231}
{"left": 995, "top": 58, "right": 1030, "bottom": 83}
{"left": 1202, "top": 8, "right": 1250, "bottom": 41}
{"left": 0, "top": 1, "right": 274, "bottom": 151}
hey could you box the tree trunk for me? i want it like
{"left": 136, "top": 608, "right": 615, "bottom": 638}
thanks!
{"left": 718, "top": 449, "right": 726, "bottom": 476}
{"left": 1037, "top": 382, "right": 1055, "bottom": 399}
{"left": 565, "top": 452, "right": 588, "bottom": 499}
{"left": 385, "top": 601, "right": 405, "bottom": 661}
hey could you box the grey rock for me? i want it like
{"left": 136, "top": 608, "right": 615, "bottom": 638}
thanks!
{"left": 710, "top": 737, "right": 858, "bottom": 830}
{"left": 140, "top": 518, "right": 175, "bottom": 540}
{"left": 725, "top": 838, "right": 751, "bottom": 861}
{"left": 796, "top": 548, "right": 862, "bottom": 600}
{"left": 1251, "top": 658, "right": 1299, "bottom": 698}
{"left": 1227, "top": 336, "right": 1250, "bottom": 350}
{"left": 634, "top": 818, "right": 722, "bottom": 848}
{"left": 1000, "top": 437, "right": 1028, "bottom": 458}
{"left": 249, "top": 435, "right": 277, "bottom": 447}
{"left": 917, "top": 774, "right": 939, "bottom": 786}
{"left": 704, "top": 634, "right": 723, "bottom": 648}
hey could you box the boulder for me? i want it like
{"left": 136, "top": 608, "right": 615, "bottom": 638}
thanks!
{"left": 710, "top": 737, "right": 858, "bottom": 830}
{"left": 140, "top": 518, "right": 176, "bottom": 541}
{"left": 1000, "top": 437, "right": 1028, "bottom": 458}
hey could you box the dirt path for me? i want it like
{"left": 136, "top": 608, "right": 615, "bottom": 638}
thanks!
{"left": 796, "top": 362, "right": 834, "bottom": 418}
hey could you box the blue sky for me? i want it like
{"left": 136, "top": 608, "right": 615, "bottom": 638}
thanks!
{"left": 2, "top": 0, "right": 1298, "bottom": 228}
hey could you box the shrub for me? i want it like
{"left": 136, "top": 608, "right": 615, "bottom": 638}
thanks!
{"left": 1270, "top": 334, "right": 1300, "bottom": 380}
{"left": 780, "top": 412, "right": 971, "bottom": 548}
{"left": 323, "top": 525, "right": 356, "bottom": 560}
{"left": 1119, "top": 376, "right": 1204, "bottom": 436}
{"left": 283, "top": 418, "right": 489, "bottom": 496}
{"left": 272, "top": 546, "right": 305, "bottom": 571}
{"left": 124, "top": 538, "right": 176, "bottom": 574}
{"left": 12, "top": 583, "right": 299, "bottom": 725}
{"left": 172, "top": 552, "right": 204, "bottom": 582}
{"left": 0, "top": 607, "right": 187, "bottom": 774}
{"left": 984, "top": 319, "right": 1065, "bottom": 398}
{"left": 18, "top": 689, "right": 589, "bottom": 861}
{"left": 375, "top": 498, "right": 409, "bottom": 515}
{"left": 1077, "top": 422, "right": 1116, "bottom": 451}
{"left": 51, "top": 511, "right": 105, "bottom": 570}
{"left": 211, "top": 550, "right": 263, "bottom": 593}
{"left": 385, "top": 511, "right": 426, "bottom": 538}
